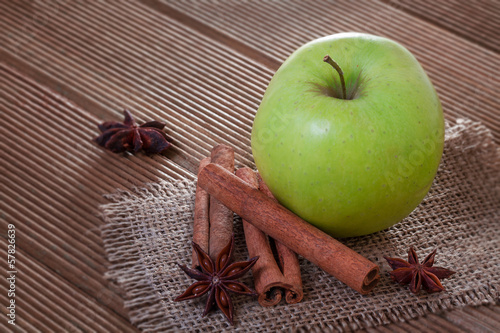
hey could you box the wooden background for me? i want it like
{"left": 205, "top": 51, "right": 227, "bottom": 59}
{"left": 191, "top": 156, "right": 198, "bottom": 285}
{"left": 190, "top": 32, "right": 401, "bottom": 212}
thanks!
{"left": 1, "top": 0, "right": 499, "bottom": 332}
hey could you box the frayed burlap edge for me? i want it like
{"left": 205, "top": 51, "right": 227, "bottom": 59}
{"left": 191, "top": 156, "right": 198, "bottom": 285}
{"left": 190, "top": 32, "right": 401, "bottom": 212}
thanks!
{"left": 101, "top": 180, "right": 195, "bottom": 331}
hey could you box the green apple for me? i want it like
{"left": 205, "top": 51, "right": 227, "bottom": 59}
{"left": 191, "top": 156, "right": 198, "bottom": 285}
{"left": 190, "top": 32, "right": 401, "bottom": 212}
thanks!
{"left": 251, "top": 33, "right": 444, "bottom": 238}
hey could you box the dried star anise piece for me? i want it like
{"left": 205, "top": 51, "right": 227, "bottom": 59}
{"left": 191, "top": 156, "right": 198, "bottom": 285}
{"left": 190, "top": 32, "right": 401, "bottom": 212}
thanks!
{"left": 174, "top": 235, "right": 258, "bottom": 325}
{"left": 94, "top": 109, "right": 170, "bottom": 154}
{"left": 384, "top": 247, "right": 455, "bottom": 294}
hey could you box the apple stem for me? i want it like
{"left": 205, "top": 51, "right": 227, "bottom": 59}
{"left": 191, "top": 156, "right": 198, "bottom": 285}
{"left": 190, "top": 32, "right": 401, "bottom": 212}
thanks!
{"left": 323, "top": 55, "right": 347, "bottom": 100}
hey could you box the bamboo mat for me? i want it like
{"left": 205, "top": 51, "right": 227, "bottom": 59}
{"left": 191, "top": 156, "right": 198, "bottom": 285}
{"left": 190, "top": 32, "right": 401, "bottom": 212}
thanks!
{"left": 0, "top": 1, "right": 499, "bottom": 332}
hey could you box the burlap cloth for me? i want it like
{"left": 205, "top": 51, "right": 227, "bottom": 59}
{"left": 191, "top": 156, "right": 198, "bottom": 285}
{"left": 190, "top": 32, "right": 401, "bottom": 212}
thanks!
{"left": 100, "top": 119, "right": 499, "bottom": 332}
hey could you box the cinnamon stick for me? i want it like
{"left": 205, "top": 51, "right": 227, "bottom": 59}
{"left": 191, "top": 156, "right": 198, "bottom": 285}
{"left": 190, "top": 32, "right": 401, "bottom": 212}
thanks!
{"left": 236, "top": 168, "right": 303, "bottom": 306}
{"left": 236, "top": 168, "right": 285, "bottom": 306}
{"left": 192, "top": 156, "right": 211, "bottom": 269}
{"left": 198, "top": 163, "right": 380, "bottom": 295}
{"left": 208, "top": 144, "right": 235, "bottom": 261}
{"left": 258, "top": 175, "right": 303, "bottom": 304}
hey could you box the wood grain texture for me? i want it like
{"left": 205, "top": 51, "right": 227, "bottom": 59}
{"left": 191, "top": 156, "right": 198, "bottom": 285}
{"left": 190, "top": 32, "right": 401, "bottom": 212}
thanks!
{"left": 0, "top": 0, "right": 498, "bottom": 332}
{"left": 383, "top": 0, "right": 500, "bottom": 53}
{"left": 0, "top": 0, "right": 270, "bottom": 172}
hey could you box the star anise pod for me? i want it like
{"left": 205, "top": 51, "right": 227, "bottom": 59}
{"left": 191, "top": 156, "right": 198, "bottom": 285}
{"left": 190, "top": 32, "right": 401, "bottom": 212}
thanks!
{"left": 94, "top": 109, "right": 170, "bottom": 154}
{"left": 174, "top": 235, "right": 258, "bottom": 325}
{"left": 384, "top": 247, "right": 455, "bottom": 294}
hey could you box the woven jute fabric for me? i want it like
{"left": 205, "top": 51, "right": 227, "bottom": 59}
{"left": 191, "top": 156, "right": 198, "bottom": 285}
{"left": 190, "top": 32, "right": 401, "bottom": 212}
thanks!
{"left": 100, "top": 119, "right": 499, "bottom": 332}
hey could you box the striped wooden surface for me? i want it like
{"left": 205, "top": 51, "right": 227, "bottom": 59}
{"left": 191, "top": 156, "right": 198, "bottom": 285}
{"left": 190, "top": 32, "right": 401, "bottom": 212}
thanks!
{"left": 383, "top": 0, "right": 500, "bottom": 53}
{"left": 0, "top": 1, "right": 498, "bottom": 332}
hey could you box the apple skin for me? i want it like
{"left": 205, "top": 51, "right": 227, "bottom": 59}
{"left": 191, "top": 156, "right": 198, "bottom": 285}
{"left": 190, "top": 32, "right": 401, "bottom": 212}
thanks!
{"left": 251, "top": 33, "right": 444, "bottom": 238}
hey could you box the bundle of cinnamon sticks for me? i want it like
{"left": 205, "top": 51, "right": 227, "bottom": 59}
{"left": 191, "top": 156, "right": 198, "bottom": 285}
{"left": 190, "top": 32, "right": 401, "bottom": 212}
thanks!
{"left": 193, "top": 145, "right": 303, "bottom": 306}
{"left": 193, "top": 144, "right": 380, "bottom": 306}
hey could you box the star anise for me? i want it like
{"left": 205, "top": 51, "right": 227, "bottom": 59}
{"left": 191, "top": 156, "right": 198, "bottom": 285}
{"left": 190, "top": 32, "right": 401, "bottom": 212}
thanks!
{"left": 384, "top": 247, "right": 455, "bottom": 294}
{"left": 94, "top": 109, "right": 170, "bottom": 154}
{"left": 175, "top": 235, "right": 258, "bottom": 325}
